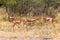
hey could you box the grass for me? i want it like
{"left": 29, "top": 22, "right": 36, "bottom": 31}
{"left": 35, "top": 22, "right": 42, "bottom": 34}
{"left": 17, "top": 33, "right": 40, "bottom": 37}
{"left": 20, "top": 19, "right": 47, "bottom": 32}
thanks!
{"left": 0, "top": 7, "right": 60, "bottom": 40}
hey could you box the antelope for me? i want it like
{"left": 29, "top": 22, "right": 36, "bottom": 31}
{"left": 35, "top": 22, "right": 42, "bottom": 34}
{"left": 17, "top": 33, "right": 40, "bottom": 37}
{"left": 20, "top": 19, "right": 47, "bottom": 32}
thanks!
{"left": 8, "top": 16, "right": 16, "bottom": 22}
{"left": 8, "top": 16, "right": 21, "bottom": 30}
{"left": 45, "top": 17, "right": 53, "bottom": 23}
{"left": 22, "top": 17, "right": 40, "bottom": 27}
{"left": 23, "top": 17, "right": 39, "bottom": 23}
{"left": 12, "top": 19, "right": 20, "bottom": 28}
{"left": 44, "top": 16, "right": 55, "bottom": 27}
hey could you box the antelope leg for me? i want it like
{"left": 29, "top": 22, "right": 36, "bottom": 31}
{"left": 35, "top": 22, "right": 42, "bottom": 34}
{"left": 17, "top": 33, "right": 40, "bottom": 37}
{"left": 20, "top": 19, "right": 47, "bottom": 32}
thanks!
{"left": 12, "top": 23, "right": 16, "bottom": 31}
{"left": 52, "top": 22, "right": 55, "bottom": 28}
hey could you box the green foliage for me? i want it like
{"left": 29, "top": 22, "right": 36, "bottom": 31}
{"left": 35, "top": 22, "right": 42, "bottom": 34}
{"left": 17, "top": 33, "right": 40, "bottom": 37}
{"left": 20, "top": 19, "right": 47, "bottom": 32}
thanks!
{"left": 0, "top": 0, "right": 16, "bottom": 5}
{"left": 5, "top": 0, "right": 16, "bottom": 5}
{"left": 0, "top": 0, "right": 60, "bottom": 17}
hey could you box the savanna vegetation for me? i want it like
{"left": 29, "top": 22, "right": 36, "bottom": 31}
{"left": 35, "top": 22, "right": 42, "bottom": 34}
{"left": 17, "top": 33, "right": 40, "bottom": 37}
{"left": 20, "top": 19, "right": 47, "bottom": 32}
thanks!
{"left": 0, "top": 0, "right": 60, "bottom": 40}
{"left": 0, "top": 0, "right": 60, "bottom": 17}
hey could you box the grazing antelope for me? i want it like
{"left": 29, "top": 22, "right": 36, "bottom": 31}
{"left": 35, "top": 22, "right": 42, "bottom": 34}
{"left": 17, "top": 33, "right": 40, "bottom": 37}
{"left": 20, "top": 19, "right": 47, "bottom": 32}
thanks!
{"left": 22, "top": 17, "right": 40, "bottom": 30}
{"left": 44, "top": 16, "right": 55, "bottom": 27}
{"left": 23, "top": 17, "right": 39, "bottom": 24}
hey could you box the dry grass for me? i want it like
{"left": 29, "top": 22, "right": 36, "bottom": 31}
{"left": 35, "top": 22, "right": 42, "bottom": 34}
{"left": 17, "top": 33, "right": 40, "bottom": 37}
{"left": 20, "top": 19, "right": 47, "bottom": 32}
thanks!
{"left": 0, "top": 7, "right": 60, "bottom": 40}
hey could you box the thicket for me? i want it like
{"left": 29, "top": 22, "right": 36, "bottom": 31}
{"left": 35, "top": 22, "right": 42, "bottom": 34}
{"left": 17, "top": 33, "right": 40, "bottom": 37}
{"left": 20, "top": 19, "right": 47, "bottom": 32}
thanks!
{"left": 0, "top": 0, "right": 60, "bottom": 17}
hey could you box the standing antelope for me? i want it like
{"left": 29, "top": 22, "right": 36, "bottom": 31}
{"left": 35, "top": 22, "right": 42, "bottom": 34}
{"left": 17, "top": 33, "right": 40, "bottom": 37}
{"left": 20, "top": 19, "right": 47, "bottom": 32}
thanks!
{"left": 44, "top": 16, "right": 55, "bottom": 27}
{"left": 45, "top": 17, "right": 53, "bottom": 23}
{"left": 8, "top": 16, "right": 20, "bottom": 30}
{"left": 12, "top": 19, "right": 20, "bottom": 28}
{"left": 8, "top": 16, "right": 16, "bottom": 22}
